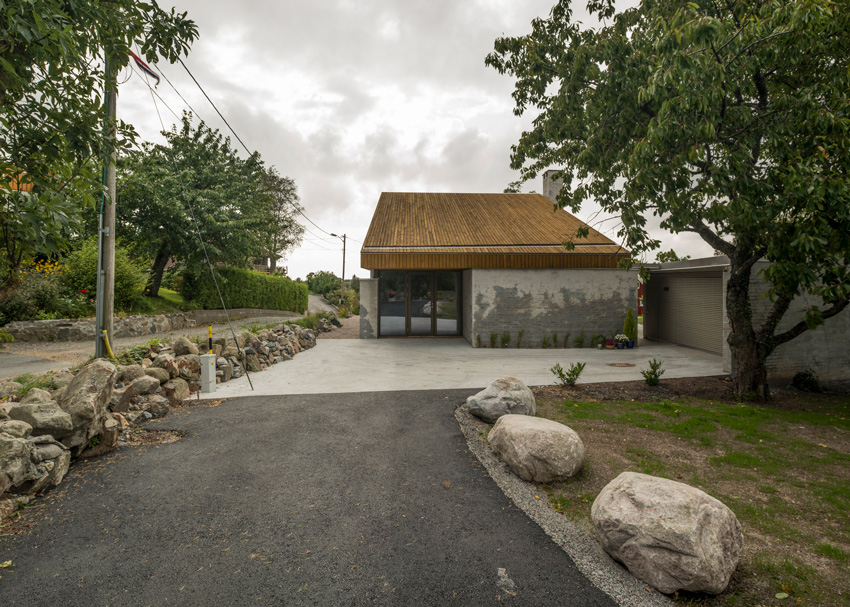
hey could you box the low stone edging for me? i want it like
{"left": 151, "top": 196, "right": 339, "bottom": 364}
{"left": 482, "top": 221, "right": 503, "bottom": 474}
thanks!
{"left": 3, "top": 313, "right": 197, "bottom": 342}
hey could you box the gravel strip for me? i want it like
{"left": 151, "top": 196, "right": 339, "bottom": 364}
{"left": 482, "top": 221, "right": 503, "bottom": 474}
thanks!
{"left": 454, "top": 403, "right": 672, "bottom": 607}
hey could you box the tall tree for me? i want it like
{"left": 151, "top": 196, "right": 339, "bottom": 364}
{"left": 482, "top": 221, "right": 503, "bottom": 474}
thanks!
{"left": 486, "top": 0, "right": 850, "bottom": 399}
{"left": 0, "top": 0, "right": 197, "bottom": 281}
{"left": 261, "top": 168, "right": 304, "bottom": 273}
{"left": 118, "top": 113, "right": 274, "bottom": 297}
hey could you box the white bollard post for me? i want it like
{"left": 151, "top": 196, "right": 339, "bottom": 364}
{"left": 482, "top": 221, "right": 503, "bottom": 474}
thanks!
{"left": 200, "top": 354, "right": 216, "bottom": 393}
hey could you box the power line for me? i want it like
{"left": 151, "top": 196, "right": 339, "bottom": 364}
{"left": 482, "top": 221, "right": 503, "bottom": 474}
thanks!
{"left": 177, "top": 57, "right": 253, "bottom": 157}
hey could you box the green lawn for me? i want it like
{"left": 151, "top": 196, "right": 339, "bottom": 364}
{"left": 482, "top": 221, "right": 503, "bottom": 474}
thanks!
{"left": 530, "top": 389, "right": 850, "bottom": 606}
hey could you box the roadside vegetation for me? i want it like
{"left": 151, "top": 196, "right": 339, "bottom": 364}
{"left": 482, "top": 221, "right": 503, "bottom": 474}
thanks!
{"left": 531, "top": 379, "right": 850, "bottom": 606}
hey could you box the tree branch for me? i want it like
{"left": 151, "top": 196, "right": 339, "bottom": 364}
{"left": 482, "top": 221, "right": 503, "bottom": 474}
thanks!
{"left": 688, "top": 219, "right": 734, "bottom": 256}
{"left": 773, "top": 297, "right": 850, "bottom": 347}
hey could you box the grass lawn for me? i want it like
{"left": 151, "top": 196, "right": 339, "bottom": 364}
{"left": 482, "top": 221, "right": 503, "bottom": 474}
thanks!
{"left": 126, "top": 288, "right": 191, "bottom": 316}
{"left": 530, "top": 380, "right": 849, "bottom": 606}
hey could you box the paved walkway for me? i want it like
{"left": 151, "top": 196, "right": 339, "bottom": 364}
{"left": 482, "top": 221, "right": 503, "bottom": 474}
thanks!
{"left": 204, "top": 338, "right": 725, "bottom": 399}
{"left": 1, "top": 391, "right": 617, "bottom": 606}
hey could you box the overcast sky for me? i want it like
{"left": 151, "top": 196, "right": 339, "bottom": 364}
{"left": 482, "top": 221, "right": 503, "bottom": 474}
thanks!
{"left": 119, "top": 0, "right": 713, "bottom": 280}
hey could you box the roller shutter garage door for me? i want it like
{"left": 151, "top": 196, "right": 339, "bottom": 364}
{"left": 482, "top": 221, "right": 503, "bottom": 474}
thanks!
{"left": 644, "top": 271, "right": 724, "bottom": 355}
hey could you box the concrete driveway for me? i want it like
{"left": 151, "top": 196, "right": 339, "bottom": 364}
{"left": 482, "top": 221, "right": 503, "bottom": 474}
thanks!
{"left": 205, "top": 338, "right": 725, "bottom": 399}
{"left": 1, "top": 391, "right": 617, "bottom": 606}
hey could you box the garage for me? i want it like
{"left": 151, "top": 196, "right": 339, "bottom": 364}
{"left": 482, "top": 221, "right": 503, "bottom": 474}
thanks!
{"left": 644, "top": 267, "right": 725, "bottom": 355}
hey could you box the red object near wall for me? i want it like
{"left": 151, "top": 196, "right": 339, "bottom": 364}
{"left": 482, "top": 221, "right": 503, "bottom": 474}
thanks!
{"left": 638, "top": 282, "right": 644, "bottom": 316}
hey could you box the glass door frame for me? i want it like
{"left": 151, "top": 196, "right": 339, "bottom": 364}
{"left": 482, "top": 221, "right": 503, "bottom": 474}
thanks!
{"left": 376, "top": 270, "right": 462, "bottom": 338}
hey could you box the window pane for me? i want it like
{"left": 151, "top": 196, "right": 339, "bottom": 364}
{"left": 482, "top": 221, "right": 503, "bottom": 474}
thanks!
{"left": 409, "top": 272, "right": 432, "bottom": 336}
{"left": 379, "top": 271, "right": 406, "bottom": 336}
{"left": 435, "top": 271, "right": 460, "bottom": 335}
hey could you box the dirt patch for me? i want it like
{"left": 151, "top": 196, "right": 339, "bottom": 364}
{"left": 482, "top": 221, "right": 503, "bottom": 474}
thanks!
{"left": 119, "top": 428, "right": 186, "bottom": 446}
{"left": 314, "top": 315, "right": 360, "bottom": 339}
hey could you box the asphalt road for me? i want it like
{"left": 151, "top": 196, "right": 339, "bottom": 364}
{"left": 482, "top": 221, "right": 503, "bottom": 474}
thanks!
{"left": 1, "top": 390, "right": 616, "bottom": 606}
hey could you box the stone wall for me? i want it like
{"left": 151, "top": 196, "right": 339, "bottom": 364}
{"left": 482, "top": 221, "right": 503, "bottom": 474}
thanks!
{"left": 359, "top": 278, "right": 379, "bottom": 339}
{"left": 186, "top": 308, "right": 299, "bottom": 325}
{"left": 4, "top": 313, "right": 196, "bottom": 342}
{"left": 722, "top": 262, "right": 850, "bottom": 381}
{"left": 468, "top": 268, "right": 638, "bottom": 348}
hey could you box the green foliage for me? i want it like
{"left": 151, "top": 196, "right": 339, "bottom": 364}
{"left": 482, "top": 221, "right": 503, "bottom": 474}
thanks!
{"left": 181, "top": 267, "right": 307, "bottom": 313}
{"left": 329, "top": 287, "right": 359, "bottom": 318}
{"left": 289, "top": 312, "right": 333, "bottom": 330}
{"left": 349, "top": 275, "right": 360, "bottom": 294}
{"left": 642, "top": 358, "right": 666, "bottom": 386}
{"left": 489, "top": 333, "right": 497, "bottom": 348}
{"left": 60, "top": 238, "right": 147, "bottom": 312}
{"left": 623, "top": 308, "right": 638, "bottom": 343}
{"left": 655, "top": 249, "right": 690, "bottom": 263}
{"left": 306, "top": 271, "right": 341, "bottom": 296}
{"left": 542, "top": 334, "right": 551, "bottom": 348}
{"left": 1, "top": 1, "right": 197, "bottom": 279}
{"left": 792, "top": 370, "right": 821, "bottom": 393}
{"left": 562, "top": 332, "right": 570, "bottom": 348}
{"left": 550, "top": 361, "right": 586, "bottom": 387}
{"left": 117, "top": 113, "right": 286, "bottom": 297}
{"left": 11, "top": 373, "right": 57, "bottom": 397}
{"left": 0, "top": 328, "right": 13, "bottom": 347}
{"left": 487, "top": 0, "right": 850, "bottom": 397}
{"left": 516, "top": 329, "right": 524, "bottom": 348}
{"left": 500, "top": 332, "right": 510, "bottom": 348}
{"left": 475, "top": 333, "right": 481, "bottom": 348}
{"left": 573, "top": 329, "right": 586, "bottom": 348}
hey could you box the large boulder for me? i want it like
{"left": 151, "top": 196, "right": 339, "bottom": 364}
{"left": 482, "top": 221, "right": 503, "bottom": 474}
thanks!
{"left": 467, "top": 377, "right": 536, "bottom": 423}
{"left": 152, "top": 353, "right": 178, "bottom": 378}
{"left": 135, "top": 394, "right": 170, "bottom": 418}
{"left": 591, "top": 472, "right": 743, "bottom": 595}
{"left": 118, "top": 375, "right": 162, "bottom": 412}
{"left": 56, "top": 359, "right": 116, "bottom": 454}
{"left": 117, "top": 364, "right": 145, "bottom": 384}
{"left": 162, "top": 378, "right": 190, "bottom": 407}
{"left": 0, "top": 420, "right": 33, "bottom": 439}
{"left": 0, "top": 381, "right": 23, "bottom": 399}
{"left": 488, "top": 415, "right": 585, "bottom": 482}
{"left": 173, "top": 336, "right": 200, "bottom": 356}
{"left": 20, "top": 388, "right": 54, "bottom": 404}
{"left": 79, "top": 414, "right": 120, "bottom": 458}
{"left": 7, "top": 401, "right": 74, "bottom": 439}
{"left": 0, "top": 434, "right": 39, "bottom": 495}
{"left": 175, "top": 354, "right": 201, "bottom": 381}
{"left": 144, "top": 367, "right": 170, "bottom": 384}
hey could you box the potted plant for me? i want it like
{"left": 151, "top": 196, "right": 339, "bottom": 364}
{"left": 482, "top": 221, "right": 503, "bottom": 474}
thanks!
{"left": 615, "top": 333, "right": 629, "bottom": 349}
{"left": 605, "top": 338, "right": 615, "bottom": 350}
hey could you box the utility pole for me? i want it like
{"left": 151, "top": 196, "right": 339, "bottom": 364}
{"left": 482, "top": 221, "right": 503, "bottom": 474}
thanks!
{"left": 95, "top": 59, "right": 117, "bottom": 358}
{"left": 330, "top": 232, "right": 346, "bottom": 283}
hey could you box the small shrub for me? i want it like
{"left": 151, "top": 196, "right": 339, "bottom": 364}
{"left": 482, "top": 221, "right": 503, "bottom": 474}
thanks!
{"left": 489, "top": 333, "right": 497, "bottom": 348}
{"left": 516, "top": 330, "right": 525, "bottom": 348}
{"left": 61, "top": 238, "right": 148, "bottom": 311}
{"left": 550, "top": 361, "right": 586, "bottom": 387}
{"left": 0, "top": 328, "right": 15, "bottom": 348}
{"left": 476, "top": 333, "right": 481, "bottom": 348}
{"left": 500, "top": 332, "right": 510, "bottom": 348}
{"left": 574, "top": 329, "right": 586, "bottom": 348}
{"left": 542, "top": 334, "right": 551, "bottom": 348}
{"left": 563, "top": 331, "right": 570, "bottom": 348}
{"left": 642, "top": 358, "right": 666, "bottom": 386}
{"left": 623, "top": 307, "right": 638, "bottom": 343}
{"left": 792, "top": 369, "right": 821, "bottom": 392}
{"left": 12, "top": 373, "right": 57, "bottom": 397}
{"left": 552, "top": 332, "right": 558, "bottom": 348}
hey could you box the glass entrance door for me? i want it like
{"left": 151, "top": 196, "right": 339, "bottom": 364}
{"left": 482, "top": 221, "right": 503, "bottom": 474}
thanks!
{"left": 409, "top": 272, "right": 433, "bottom": 336}
{"left": 377, "top": 271, "right": 461, "bottom": 337}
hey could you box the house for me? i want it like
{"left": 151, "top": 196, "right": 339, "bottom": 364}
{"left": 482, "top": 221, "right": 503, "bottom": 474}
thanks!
{"left": 644, "top": 256, "right": 850, "bottom": 381}
{"left": 358, "top": 176, "right": 638, "bottom": 347}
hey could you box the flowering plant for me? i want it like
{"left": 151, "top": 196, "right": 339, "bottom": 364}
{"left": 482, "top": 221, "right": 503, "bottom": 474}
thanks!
{"left": 614, "top": 333, "right": 629, "bottom": 343}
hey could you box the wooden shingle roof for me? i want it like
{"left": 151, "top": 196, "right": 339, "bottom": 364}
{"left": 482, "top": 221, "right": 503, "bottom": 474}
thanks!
{"left": 361, "top": 192, "right": 629, "bottom": 270}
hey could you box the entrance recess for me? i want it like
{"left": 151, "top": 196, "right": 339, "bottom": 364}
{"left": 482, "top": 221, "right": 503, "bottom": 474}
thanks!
{"left": 378, "top": 271, "right": 461, "bottom": 337}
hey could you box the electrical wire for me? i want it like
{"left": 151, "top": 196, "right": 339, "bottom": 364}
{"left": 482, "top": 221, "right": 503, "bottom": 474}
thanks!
{"left": 137, "top": 65, "right": 254, "bottom": 390}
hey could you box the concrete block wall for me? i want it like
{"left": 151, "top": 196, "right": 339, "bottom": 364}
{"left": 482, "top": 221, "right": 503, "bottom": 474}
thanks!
{"left": 468, "top": 268, "right": 638, "bottom": 348}
{"left": 359, "top": 278, "right": 379, "bottom": 339}
{"left": 723, "top": 262, "right": 850, "bottom": 381}
{"left": 462, "top": 269, "right": 473, "bottom": 343}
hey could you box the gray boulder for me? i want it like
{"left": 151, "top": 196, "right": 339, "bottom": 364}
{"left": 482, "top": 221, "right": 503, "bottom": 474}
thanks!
{"left": 162, "top": 378, "right": 190, "bottom": 407}
{"left": 152, "top": 353, "right": 178, "bottom": 378}
{"left": 488, "top": 415, "right": 585, "bottom": 482}
{"left": 175, "top": 354, "right": 201, "bottom": 381}
{"left": 173, "top": 336, "right": 200, "bottom": 356}
{"left": 117, "top": 364, "right": 145, "bottom": 384}
{"left": 0, "top": 434, "right": 39, "bottom": 494}
{"left": 49, "top": 370, "right": 75, "bottom": 389}
{"left": 20, "top": 388, "right": 54, "bottom": 404}
{"left": 591, "top": 472, "right": 743, "bottom": 595}
{"left": 144, "top": 367, "right": 170, "bottom": 384}
{"left": 0, "top": 420, "right": 33, "bottom": 439}
{"left": 467, "top": 377, "right": 536, "bottom": 423}
{"left": 8, "top": 401, "right": 74, "bottom": 439}
{"left": 56, "top": 358, "right": 116, "bottom": 453}
{"left": 135, "top": 394, "right": 170, "bottom": 418}
{"left": 118, "top": 376, "right": 161, "bottom": 411}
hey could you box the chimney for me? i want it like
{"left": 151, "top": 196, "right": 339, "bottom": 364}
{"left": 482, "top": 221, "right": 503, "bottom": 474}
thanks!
{"left": 542, "top": 169, "right": 563, "bottom": 204}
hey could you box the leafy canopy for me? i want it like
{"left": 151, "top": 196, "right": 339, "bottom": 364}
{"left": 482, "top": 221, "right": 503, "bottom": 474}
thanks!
{"left": 486, "top": 0, "right": 850, "bottom": 310}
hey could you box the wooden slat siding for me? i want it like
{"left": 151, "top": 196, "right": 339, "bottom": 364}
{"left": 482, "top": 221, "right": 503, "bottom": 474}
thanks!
{"left": 361, "top": 252, "right": 630, "bottom": 270}
{"left": 362, "top": 192, "right": 618, "bottom": 248}
{"left": 363, "top": 245, "right": 625, "bottom": 254}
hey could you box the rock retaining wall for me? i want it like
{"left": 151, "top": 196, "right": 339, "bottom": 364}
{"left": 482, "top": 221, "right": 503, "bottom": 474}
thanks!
{"left": 4, "top": 313, "right": 197, "bottom": 342}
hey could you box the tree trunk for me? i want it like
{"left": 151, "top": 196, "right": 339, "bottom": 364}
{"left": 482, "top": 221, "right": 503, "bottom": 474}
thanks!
{"left": 146, "top": 246, "right": 170, "bottom": 298}
{"left": 725, "top": 257, "right": 770, "bottom": 400}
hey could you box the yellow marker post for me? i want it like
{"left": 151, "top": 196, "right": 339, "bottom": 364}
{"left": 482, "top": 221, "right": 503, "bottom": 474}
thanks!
{"left": 208, "top": 325, "right": 213, "bottom": 355}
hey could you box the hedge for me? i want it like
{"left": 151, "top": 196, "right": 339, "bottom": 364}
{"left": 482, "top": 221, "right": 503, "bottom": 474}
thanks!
{"left": 180, "top": 267, "right": 308, "bottom": 313}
